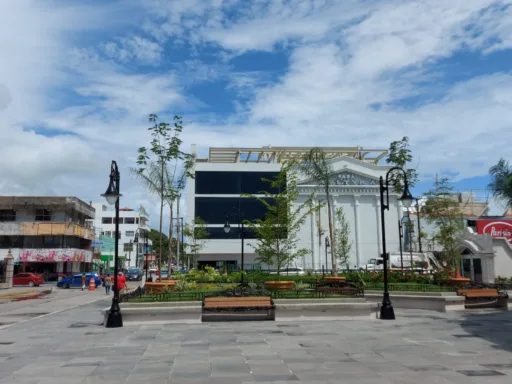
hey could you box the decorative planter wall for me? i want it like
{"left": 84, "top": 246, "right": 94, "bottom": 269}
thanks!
{"left": 144, "top": 281, "right": 177, "bottom": 294}
{"left": 264, "top": 281, "right": 295, "bottom": 291}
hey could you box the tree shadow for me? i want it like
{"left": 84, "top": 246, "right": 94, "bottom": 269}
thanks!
{"left": 459, "top": 309, "right": 512, "bottom": 352}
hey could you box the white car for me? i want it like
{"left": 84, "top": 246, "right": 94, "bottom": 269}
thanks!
{"left": 271, "top": 267, "right": 305, "bottom": 276}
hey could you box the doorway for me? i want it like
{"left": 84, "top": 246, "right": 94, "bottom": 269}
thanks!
{"left": 461, "top": 249, "right": 483, "bottom": 283}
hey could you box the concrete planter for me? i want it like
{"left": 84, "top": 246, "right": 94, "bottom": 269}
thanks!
{"left": 264, "top": 281, "right": 295, "bottom": 291}
{"left": 446, "top": 277, "right": 470, "bottom": 286}
{"left": 144, "top": 281, "right": 178, "bottom": 294}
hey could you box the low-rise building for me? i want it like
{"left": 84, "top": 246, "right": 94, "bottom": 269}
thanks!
{"left": 91, "top": 203, "right": 152, "bottom": 268}
{"left": 0, "top": 196, "right": 95, "bottom": 280}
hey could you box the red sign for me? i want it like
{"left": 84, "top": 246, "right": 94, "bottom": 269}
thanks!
{"left": 476, "top": 220, "right": 512, "bottom": 244}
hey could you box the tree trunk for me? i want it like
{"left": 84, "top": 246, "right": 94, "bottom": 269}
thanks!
{"left": 158, "top": 162, "right": 164, "bottom": 281}
{"left": 326, "top": 193, "right": 337, "bottom": 275}
{"left": 168, "top": 202, "right": 174, "bottom": 274}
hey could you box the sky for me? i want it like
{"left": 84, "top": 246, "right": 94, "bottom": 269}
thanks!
{"left": 0, "top": 0, "right": 511, "bottom": 233}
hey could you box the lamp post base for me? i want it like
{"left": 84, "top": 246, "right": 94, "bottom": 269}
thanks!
{"left": 105, "top": 298, "right": 123, "bottom": 328}
{"left": 380, "top": 292, "right": 395, "bottom": 320}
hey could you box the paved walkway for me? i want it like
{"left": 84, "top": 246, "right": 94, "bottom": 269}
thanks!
{"left": 1, "top": 302, "right": 512, "bottom": 383}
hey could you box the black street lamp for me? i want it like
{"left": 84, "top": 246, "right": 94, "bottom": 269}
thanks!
{"left": 325, "top": 236, "right": 330, "bottom": 275}
{"left": 397, "top": 220, "right": 404, "bottom": 270}
{"left": 134, "top": 228, "right": 149, "bottom": 283}
{"left": 101, "top": 160, "right": 123, "bottom": 328}
{"left": 224, "top": 208, "right": 245, "bottom": 284}
{"left": 379, "top": 167, "right": 414, "bottom": 320}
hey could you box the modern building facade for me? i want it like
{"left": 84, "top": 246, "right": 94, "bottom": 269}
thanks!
{"left": 91, "top": 203, "right": 152, "bottom": 268}
{"left": 0, "top": 196, "right": 95, "bottom": 280}
{"left": 186, "top": 145, "right": 407, "bottom": 271}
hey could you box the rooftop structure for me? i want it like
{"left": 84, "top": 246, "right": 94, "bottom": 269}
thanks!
{"left": 201, "top": 146, "right": 388, "bottom": 165}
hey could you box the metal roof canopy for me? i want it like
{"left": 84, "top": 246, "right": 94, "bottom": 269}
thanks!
{"left": 207, "top": 146, "right": 388, "bottom": 165}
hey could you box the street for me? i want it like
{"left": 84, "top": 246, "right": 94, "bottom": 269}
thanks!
{"left": 0, "top": 280, "right": 142, "bottom": 330}
{"left": 0, "top": 286, "right": 512, "bottom": 383}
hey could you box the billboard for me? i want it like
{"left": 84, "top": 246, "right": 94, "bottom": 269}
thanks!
{"left": 475, "top": 220, "right": 512, "bottom": 244}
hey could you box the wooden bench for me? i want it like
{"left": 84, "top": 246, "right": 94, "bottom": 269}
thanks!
{"left": 456, "top": 288, "right": 508, "bottom": 309}
{"left": 202, "top": 296, "right": 276, "bottom": 322}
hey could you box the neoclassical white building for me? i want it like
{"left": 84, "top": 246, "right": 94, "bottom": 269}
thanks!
{"left": 185, "top": 146, "right": 408, "bottom": 271}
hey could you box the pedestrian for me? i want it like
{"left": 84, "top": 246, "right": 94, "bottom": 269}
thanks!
{"left": 81, "top": 273, "right": 86, "bottom": 291}
{"left": 116, "top": 272, "right": 127, "bottom": 294}
{"left": 104, "top": 274, "right": 112, "bottom": 295}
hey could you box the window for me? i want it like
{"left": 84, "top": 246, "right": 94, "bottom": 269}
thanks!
{"left": 199, "top": 227, "right": 258, "bottom": 240}
{"left": 125, "top": 231, "right": 134, "bottom": 237}
{"left": 103, "top": 231, "right": 112, "bottom": 237}
{"left": 116, "top": 218, "right": 124, "bottom": 224}
{"left": 35, "top": 209, "right": 52, "bottom": 221}
{"left": 102, "top": 217, "right": 113, "bottom": 224}
{"left": 195, "top": 197, "right": 274, "bottom": 224}
{"left": 0, "top": 209, "right": 16, "bottom": 221}
{"left": 136, "top": 218, "right": 139, "bottom": 224}
{"left": 195, "top": 171, "right": 281, "bottom": 194}
{"left": 124, "top": 217, "right": 135, "bottom": 224}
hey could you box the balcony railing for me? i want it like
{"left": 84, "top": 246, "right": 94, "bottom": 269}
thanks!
{"left": 0, "top": 222, "right": 94, "bottom": 241}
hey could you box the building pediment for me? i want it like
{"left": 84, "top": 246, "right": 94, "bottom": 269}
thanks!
{"left": 298, "top": 170, "right": 379, "bottom": 186}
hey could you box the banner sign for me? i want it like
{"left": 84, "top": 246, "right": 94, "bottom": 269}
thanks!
{"left": 476, "top": 220, "right": 512, "bottom": 244}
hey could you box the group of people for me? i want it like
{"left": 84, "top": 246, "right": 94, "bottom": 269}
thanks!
{"left": 99, "top": 272, "right": 127, "bottom": 295}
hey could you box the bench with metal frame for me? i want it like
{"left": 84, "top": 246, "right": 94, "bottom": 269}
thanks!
{"left": 456, "top": 286, "right": 508, "bottom": 309}
{"left": 201, "top": 287, "right": 276, "bottom": 322}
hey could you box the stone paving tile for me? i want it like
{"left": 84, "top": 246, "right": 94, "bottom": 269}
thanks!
{"left": 1, "top": 302, "right": 512, "bottom": 383}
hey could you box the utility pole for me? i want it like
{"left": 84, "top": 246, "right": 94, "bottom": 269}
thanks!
{"left": 416, "top": 198, "right": 422, "bottom": 253}
{"left": 176, "top": 195, "right": 181, "bottom": 270}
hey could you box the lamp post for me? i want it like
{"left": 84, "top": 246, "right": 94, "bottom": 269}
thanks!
{"left": 101, "top": 160, "right": 123, "bottom": 328}
{"left": 398, "top": 220, "right": 404, "bottom": 270}
{"left": 325, "top": 236, "right": 330, "bottom": 275}
{"left": 416, "top": 198, "right": 422, "bottom": 253}
{"left": 379, "top": 167, "right": 414, "bottom": 320}
{"left": 134, "top": 228, "right": 149, "bottom": 283}
{"left": 224, "top": 208, "right": 245, "bottom": 284}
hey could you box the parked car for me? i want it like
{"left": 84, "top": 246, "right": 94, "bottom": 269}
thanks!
{"left": 57, "top": 273, "right": 101, "bottom": 289}
{"left": 125, "top": 268, "right": 142, "bottom": 281}
{"left": 13, "top": 273, "right": 45, "bottom": 287}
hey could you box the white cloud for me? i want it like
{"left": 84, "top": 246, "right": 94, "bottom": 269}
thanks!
{"left": 2, "top": 0, "right": 512, "bottom": 235}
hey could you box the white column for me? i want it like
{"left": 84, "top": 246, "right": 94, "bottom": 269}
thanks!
{"left": 375, "top": 195, "right": 382, "bottom": 255}
{"left": 353, "top": 195, "right": 361, "bottom": 268}
{"left": 5, "top": 251, "right": 14, "bottom": 288}
{"left": 310, "top": 199, "right": 317, "bottom": 271}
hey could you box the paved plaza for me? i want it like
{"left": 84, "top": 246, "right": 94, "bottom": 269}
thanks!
{"left": 1, "top": 298, "right": 512, "bottom": 383}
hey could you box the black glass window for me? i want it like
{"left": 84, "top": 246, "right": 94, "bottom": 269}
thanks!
{"left": 195, "top": 171, "right": 281, "bottom": 194}
{"left": 197, "top": 227, "right": 258, "bottom": 240}
{"left": 195, "top": 197, "right": 274, "bottom": 224}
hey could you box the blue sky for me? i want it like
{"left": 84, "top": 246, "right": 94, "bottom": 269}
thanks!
{"left": 1, "top": 0, "right": 511, "bottom": 223}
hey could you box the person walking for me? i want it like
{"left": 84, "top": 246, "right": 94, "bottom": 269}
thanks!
{"left": 116, "top": 272, "right": 127, "bottom": 294}
{"left": 104, "top": 274, "right": 112, "bottom": 295}
{"left": 81, "top": 273, "right": 86, "bottom": 291}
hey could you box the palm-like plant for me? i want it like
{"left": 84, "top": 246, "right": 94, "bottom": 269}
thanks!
{"left": 295, "top": 148, "right": 337, "bottom": 275}
{"left": 488, "top": 158, "right": 512, "bottom": 209}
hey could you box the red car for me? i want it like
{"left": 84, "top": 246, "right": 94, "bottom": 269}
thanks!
{"left": 13, "top": 273, "right": 45, "bottom": 287}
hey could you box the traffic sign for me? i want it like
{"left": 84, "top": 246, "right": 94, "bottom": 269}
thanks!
{"left": 92, "top": 241, "right": 104, "bottom": 247}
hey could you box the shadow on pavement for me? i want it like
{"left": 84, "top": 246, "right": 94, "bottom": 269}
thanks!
{"left": 459, "top": 309, "right": 512, "bottom": 352}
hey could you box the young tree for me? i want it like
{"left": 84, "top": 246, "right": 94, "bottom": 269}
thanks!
{"left": 386, "top": 136, "right": 419, "bottom": 194}
{"left": 333, "top": 207, "right": 352, "bottom": 271}
{"left": 182, "top": 217, "right": 209, "bottom": 269}
{"left": 488, "top": 158, "right": 512, "bottom": 209}
{"left": 423, "top": 178, "right": 465, "bottom": 273}
{"left": 294, "top": 148, "right": 337, "bottom": 274}
{"left": 244, "top": 165, "right": 318, "bottom": 279}
{"left": 133, "top": 114, "right": 194, "bottom": 279}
